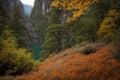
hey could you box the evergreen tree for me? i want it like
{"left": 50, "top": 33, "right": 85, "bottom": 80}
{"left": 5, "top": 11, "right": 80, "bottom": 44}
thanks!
{"left": 0, "top": 30, "right": 36, "bottom": 75}
{"left": 9, "top": 4, "right": 27, "bottom": 48}
{"left": 42, "top": 24, "right": 67, "bottom": 53}
{"left": 65, "top": 0, "right": 113, "bottom": 47}
{"left": 0, "top": 2, "right": 8, "bottom": 34}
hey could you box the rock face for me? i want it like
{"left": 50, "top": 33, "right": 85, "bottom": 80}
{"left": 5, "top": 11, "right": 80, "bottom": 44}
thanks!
{"left": 0, "top": 0, "right": 37, "bottom": 45}
{"left": 25, "top": 0, "right": 68, "bottom": 59}
{"left": 29, "top": 0, "right": 52, "bottom": 44}
{"left": 0, "top": 0, "right": 24, "bottom": 17}
{"left": 29, "top": 0, "right": 68, "bottom": 44}
{"left": 24, "top": 0, "right": 52, "bottom": 59}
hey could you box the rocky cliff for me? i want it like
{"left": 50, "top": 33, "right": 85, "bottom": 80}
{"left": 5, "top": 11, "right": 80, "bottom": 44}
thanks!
{"left": 28, "top": 0, "right": 51, "bottom": 44}
{"left": 29, "top": 0, "right": 68, "bottom": 44}
{"left": 0, "top": 0, "right": 24, "bottom": 18}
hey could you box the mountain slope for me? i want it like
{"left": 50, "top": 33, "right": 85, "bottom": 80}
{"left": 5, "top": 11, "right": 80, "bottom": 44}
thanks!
{"left": 15, "top": 43, "right": 120, "bottom": 80}
{"left": 0, "top": 0, "right": 24, "bottom": 19}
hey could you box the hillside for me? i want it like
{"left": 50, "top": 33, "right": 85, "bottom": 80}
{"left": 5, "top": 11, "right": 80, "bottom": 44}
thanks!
{"left": 0, "top": 0, "right": 120, "bottom": 80}
{"left": 14, "top": 43, "right": 120, "bottom": 80}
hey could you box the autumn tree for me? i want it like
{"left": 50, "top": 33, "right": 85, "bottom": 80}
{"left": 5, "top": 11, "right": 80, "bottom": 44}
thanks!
{"left": 0, "top": 30, "right": 36, "bottom": 75}
{"left": 97, "top": 10, "right": 120, "bottom": 42}
{"left": 51, "top": 0, "right": 98, "bottom": 22}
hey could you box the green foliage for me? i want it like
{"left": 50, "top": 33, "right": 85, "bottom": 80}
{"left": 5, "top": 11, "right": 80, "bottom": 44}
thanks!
{"left": 0, "top": 30, "right": 36, "bottom": 75}
{"left": 65, "top": 0, "right": 111, "bottom": 48}
{"left": 0, "top": 30, "right": 17, "bottom": 50}
{"left": 8, "top": 5, "right": 27, "bottom": 48}
{"left": 0, "top": 0, "right": 40, "bottom": 76}
{"left": 114, "top": 50, "right": 120, "bottom": 62}
{"left": 0, "top": 49, "right": 34, "bottom": 75}
{"left": 0, "top": 16, "right": 5, "bottom": 32}
{"left": 49, "top": 9, "right": 62, "bottom": 24}
{"left": 0, "top": 3, "right": 8, "bottom": 33}
{"left": 64, "top": 0, "right": 120, "bottom": 49}
{"left": 109, "top": 0, "right": 120, "bottom": 10}
{"left": 81, "top": 46, "right": 97, "bottom": 55}
{"left": 42, "top": 24, "right": 67, "bottom": 53}
{"left": 66, "top": 18, "right": 98, "bottom": 47}
{"left": 97, "top": 10, "right": 120, "bottom": 42}
{"left": 39, "top": 51, "right": 50, "bottom": 61}
{"left": 0, "top": 76, "right": 14, "bottom": 80}
{"left": 113, "top": 30, "right": 120, "bottom": 48}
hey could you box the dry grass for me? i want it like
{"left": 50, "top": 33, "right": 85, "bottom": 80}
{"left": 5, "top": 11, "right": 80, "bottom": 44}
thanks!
{"left": 14, "top": 43, "right": 120, "bottom": 80}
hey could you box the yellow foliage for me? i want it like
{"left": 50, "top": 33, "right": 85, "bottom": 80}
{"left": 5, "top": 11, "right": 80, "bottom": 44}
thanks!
{"left": 97, "top": 10, "right": 120, "bottom": 41}
{"left": 0, "top": 30, "right": 37, "bottom": 75}
{"left": 51, "top": 0, "right": 98, "bottom": 22}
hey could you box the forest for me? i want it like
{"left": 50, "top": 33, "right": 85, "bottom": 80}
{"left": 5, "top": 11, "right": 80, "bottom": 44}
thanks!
{"left": 0, "top": 0, "right": 120, "bottom": 80}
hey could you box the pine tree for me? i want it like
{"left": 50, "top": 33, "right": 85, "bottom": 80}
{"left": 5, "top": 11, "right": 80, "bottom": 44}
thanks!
{"left": 9, "top": 4, "right": 27, "bottom": 47}
{"left": 42, "top": 24, "right": 67, "bottom": 53}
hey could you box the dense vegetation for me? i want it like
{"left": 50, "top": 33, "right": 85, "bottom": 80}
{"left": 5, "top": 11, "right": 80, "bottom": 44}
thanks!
{"left": 0, "top": 0, "right": 120, "bottom": 80}
{"left": 15, "top": 44, "right": 120, "bottom": 80}
{"left": 0, "top": 1, "right": 38, "bottom": 76}
{"left": 40, "top": 0, "right": 120, "bottom": 60}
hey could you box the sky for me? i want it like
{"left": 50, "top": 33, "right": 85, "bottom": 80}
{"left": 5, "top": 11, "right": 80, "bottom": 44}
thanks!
{"left": 20, "top": 0, "right": 35, "bottom": 6}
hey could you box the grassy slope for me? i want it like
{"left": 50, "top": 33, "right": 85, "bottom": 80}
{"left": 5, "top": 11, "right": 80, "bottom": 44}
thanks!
{"left": 15, "top": 43, "right": 120, "bottom": 80}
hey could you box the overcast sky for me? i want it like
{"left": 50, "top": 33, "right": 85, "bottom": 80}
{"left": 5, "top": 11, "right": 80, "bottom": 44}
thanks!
{"left": 20, "top": 0, "right": 35, "bottom": 6}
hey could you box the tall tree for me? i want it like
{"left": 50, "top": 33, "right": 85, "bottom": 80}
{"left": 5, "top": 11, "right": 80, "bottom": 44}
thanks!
{"left": 51, "top": 0, "right": 98, "bottom": 22}
{"left": 42, "top": 24, "right": 67, "bottom": 53}
{"left": 97, "top": 10, "right": 120, "bottom": 42}
{"left": 9, "top": 5, "right": 27, "bottom": 47}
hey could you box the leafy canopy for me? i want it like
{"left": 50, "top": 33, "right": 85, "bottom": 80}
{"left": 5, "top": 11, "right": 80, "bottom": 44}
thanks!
{"left": 51, "top": 0, "right": 98, "bottom": 22}
{"left": 97, "top": 10, "right": 120, "bottom": 42}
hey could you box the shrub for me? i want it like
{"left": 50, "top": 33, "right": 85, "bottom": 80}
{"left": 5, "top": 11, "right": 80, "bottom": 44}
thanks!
{"left": 0, "top": 76, "right": 14, "bottom": 80}
{"left": 40, "top": 51, "right": 56, "bottom": 62}
{"left": 97, "top": 10, "right": 120, "bottom": 42}
{"left": 113, "top": 30, "right": 120, "bottom": 48}
{"left": 113, "top": 50, "right": 120, "bottom": 62}
{"left": 0, "top": 30, "right": 37, "bottom": 75}
{"left": 0, "top": 48, "right": 35, "bottom": 75}
{"left": 42, "top": 24, "right": 67, "bottom": 53}
{"left": 81, "top": 46, "right": 97, "bottom": 54}
{"left": 14, "top": 45, "right": 120, "bottom": 80}
{"left": 39, "top": 51, "right": 50, "bottom": 62}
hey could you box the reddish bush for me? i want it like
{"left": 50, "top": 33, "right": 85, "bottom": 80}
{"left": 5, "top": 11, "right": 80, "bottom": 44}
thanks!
{"left": 14, "top": 45, "right": 120, "bottom": 80}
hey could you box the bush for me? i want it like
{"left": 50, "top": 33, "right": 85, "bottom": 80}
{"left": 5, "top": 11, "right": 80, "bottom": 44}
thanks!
{"left": 39, "top": 51, "right": 56, "bottom": 62}
{"left": 113, "top": 30, "right": 120, "bottom": 48}
{"left": 0, "top": 48, "right": 35, "bottom": 75}
{"left": 14, "top": 45, "right": 120, "bottom": 80}
{"left": 0, "top": 76, "right": 14, "bottom": 80}
{"left": 39, "top": 51, "right": 50, "bottom": 62}
{"left": 42, "top": 24, "right": 67, "bottom": 53}
{"left": 0, "top": 30, "right": 37, "bottom": 75}
{"left": 113, "top": 50, "right": 120, "bottom": 62}
{"left": 97, "top": 10, "right": 120, "bottom": 42}
{"left": 81, "top": 46, "right": 97, "bottom": 54}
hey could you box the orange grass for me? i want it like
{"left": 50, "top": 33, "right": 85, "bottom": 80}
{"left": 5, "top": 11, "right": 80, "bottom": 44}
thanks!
{"left": 14, "top": 45, "right": 120, "bottom": 80}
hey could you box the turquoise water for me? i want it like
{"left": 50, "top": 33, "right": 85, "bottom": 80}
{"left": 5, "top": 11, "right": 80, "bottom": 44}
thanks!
{"left": 29, "top": 44, "right": 42, "bottom": 60}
